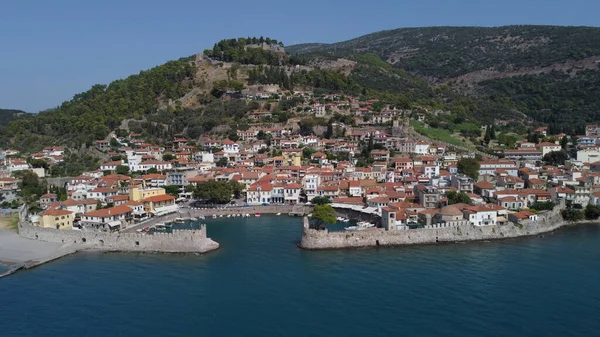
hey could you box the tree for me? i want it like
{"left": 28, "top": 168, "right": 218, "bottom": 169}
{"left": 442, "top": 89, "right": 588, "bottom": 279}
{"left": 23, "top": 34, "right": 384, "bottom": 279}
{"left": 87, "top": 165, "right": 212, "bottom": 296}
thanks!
{"left": 115, "top": 165, "right": 129, "bottom": 176}
{"left": 530, "top": 201, "right": 554, "bottom": 211}
{"left": 483, "top": 127, "right": 491, "bottom": 145}
{"left": 147, "top": 167, "right": 159, "bottom": 174}
{"left": 457, "top": 158, "right": 480, "bottom": 180}
{"left": 489, "top": 125, "right": 496, "bottom": 139}
{"left": 310, "top": 204, "right": 336, "bottom": 229}
{"left": 29, "top": 159, "right": 49, "bottom": 170}
{"left": 324, "top": 121, "right": 333, "bottom": 139}
{"left": 110, "top": 137, "right": 120, "bottom": 148}
{"left": 311, "top": 196, "right": 331, "bottom": 205}
{"left": 162, "top": 154, "right": 175, "bottom": 161}
{"left": 18, "top": 171, "right": 46, "bottom": 203}
{"left": 302, "top": 147, "right": 316, "bottom": 159}
{"left": 216, "top": 157, "right": 228, "bottom": 167}
{"left": 96, "top": 200, "right": 102, "bottom": 210}
{"left": 562, "top": 208, "right": 583, "bottom": 221}
{"left": 229, "top": 180, "right": 244, "bottom": 199}
{"left": 560, "top": 136, "right": 569, "bottom": 150}
{"left": 256, "top": 130, "right": 268, "bottom": 140}
{"left": 193, "top": 180, "right": 234, "bottom": 204}
{"left": 543, "top": 150, "right": 569, "bottom": 166}
{"left": 447, "top": 191, "right": 471, "bottom": 205}
{"left": 164, "top": 185, "right": 181, "bottom": 196}
{"left": 584, "top": 204, "right": 600, "bottom": 220}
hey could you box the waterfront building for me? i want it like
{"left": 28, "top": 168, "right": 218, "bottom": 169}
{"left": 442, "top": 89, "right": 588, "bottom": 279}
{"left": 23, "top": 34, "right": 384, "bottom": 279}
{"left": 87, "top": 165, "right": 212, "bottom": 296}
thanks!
{"left": 38, "top": 209, "right": 74, "bottom": 230}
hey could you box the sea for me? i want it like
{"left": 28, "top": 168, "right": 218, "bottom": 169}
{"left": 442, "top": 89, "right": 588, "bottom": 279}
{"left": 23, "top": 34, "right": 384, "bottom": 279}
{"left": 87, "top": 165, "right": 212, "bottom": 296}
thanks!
{"left": 1, "top": 216, "right": 600, "bottom": 337}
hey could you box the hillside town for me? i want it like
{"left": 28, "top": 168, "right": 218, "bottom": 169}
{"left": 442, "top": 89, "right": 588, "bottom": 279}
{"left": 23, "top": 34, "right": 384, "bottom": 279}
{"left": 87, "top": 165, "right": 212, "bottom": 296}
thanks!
{"left": 3, "top": 95, "right": 600, "bottom": 231}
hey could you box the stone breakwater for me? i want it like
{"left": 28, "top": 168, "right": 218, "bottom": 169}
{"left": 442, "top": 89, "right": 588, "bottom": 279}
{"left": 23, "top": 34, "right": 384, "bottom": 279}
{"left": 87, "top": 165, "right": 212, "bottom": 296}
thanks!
{"left": 185, "top": 204, "right": 310, "bottom": 217}
{"left": 19, "top": 222, "right": 219, "bottom": 253}
{"left": 300, "top": 208, "right": 569, "bottom": 250}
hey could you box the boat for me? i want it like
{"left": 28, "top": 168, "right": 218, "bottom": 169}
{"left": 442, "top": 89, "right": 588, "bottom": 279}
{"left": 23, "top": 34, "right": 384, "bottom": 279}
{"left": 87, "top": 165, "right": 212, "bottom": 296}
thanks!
{"left": 190, "top": 217, "right": 198, "bottom": 221}
{"left": 255, "top": 213, "right": 261, "bottom": 217}
{"left": 344, "top": 226, "right": 358, "bottom": 231}
{"left": 174, "top": 218, "right": 185, "bottom": 223}
{"left": 276, "top": 213, "right": 281, "bottom": 216}
{"left": 227, "top": 214, "right": 231, "bottom": 218}
{"left": 154, "top": 223, "right": 166, "bottom": 230}
{"left": 165, "top": 223, "right": 173, "bottom": 228}
{"left": 198, "top": 215, "right": 205, "bottom": 220}
{"left": 212, "top": 214, "right": 217, "bottom": 219}
{"left": 245, "top": 213, "right": 250, "bottom": 217}
{"left": 219, "top": 214, "right": 223, "bottom": 218}
{"left": 356, "top": 221, "right": 375, "bottom": 229}
{"left": 342, "top": 218, "right": 350, "bottom": 223}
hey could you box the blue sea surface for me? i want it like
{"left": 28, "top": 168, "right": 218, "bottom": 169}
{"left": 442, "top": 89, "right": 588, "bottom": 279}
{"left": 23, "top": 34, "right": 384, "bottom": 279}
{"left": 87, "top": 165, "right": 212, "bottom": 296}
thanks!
{"left": 1, "top": 216, "right": 600, "bottom": 337}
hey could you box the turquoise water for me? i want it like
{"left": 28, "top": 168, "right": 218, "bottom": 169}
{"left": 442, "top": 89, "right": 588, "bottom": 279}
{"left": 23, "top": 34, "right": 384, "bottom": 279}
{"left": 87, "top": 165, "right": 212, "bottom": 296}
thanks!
{"left": 1, "top": 216, "right": 600, "bottom": 337}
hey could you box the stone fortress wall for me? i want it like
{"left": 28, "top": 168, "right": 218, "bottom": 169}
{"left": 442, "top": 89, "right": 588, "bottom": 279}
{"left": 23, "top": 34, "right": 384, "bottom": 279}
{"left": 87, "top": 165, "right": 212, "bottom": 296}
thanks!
{"left": 300, "top": 207, "right": 567, "bottom": 249}
{"left": 18, "top": 210, "right": 218, "bottom": 254}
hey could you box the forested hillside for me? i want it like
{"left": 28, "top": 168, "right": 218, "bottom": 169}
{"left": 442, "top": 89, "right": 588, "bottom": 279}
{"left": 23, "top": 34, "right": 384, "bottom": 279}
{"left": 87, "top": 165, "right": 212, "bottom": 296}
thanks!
{"left": 5, "top": 26, "right": 600, "bottom": 153}
{"left": 289, "top": 25, "right": 600, "bottom": 132}
{"left": 4, "top": 57, "right": 195, "bottom": 150}
{"left": 0, "top": 109, "right": 29, "bottom": 148}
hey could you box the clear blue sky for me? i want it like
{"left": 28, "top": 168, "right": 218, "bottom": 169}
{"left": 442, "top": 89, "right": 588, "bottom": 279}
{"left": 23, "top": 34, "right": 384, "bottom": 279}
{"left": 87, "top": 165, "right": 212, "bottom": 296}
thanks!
{"left": 1, "top": 0, "right": 599, "bottom": 112}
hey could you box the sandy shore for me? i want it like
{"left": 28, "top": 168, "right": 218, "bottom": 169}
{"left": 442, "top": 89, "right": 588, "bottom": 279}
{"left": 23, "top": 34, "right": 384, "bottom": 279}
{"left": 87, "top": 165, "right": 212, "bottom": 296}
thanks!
{"left": 0, "top": 230, "right": 81, "bottom": 276}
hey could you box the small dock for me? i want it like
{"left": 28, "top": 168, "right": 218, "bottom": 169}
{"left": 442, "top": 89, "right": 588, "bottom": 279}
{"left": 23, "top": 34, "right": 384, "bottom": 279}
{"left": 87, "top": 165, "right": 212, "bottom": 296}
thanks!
{"left": 288, "top": 212, "right": 305, "bottom": 217}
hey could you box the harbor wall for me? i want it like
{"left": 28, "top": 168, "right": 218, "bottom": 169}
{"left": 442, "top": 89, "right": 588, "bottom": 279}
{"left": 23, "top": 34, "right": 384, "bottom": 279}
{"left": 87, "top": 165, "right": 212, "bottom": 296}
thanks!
{"left": 18, "top": 222, "right": 219, "bottom": 253}
{"left": 300, "top": 207, "right": 567, "bottom": 249}
{"left": 186, "top": 205, "right": 311, "bottom": 217}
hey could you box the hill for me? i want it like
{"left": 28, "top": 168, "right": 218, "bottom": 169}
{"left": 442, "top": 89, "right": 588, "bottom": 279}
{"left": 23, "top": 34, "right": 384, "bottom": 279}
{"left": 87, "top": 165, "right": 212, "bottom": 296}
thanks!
{"left": 0, "top": 109, "right": 30, "bottom": 148}
{"left": 288, "top": 25, "right": 600, "bottom": 131}
{"left": 5, "top": 27, "right": 600, "bottom": 153}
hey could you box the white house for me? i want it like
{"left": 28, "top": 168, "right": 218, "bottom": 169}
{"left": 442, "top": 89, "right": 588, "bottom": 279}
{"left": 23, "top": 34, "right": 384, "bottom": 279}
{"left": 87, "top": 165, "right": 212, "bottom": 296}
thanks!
{"left": 284, "top": 183, "right": 301, "bottom": 204}
{"left": 414, "top": 141, "right": 430, "bottom": 155}
{"left": 222, "top": 140, "right": 240, "bottom": 154}
{"left": 462, "top": 206, "right": 497, "bottom": 226}
{"left": 246, "top": 182, "right": 273, "bottom": 205}
{"left": 302, "top": 174, "right": 321, "bottom": 199}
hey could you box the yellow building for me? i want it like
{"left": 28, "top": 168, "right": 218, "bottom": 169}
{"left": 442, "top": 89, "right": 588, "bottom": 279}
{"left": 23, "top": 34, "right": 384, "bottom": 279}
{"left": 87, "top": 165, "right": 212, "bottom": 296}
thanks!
{"left": 129, "top": 187, "right": 166, "bottom": 202}
{"left": 39, "top": 209, "right": 74, "bottom": 229}
{"left": 143, "top": 194, "right": 177, "bottom": 215}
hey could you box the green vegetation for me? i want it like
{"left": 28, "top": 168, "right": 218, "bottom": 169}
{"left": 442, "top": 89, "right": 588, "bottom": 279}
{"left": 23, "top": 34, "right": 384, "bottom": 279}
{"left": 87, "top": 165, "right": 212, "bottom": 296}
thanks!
{"left": 447, "top": 191, "right": 471, "bottom": 205}
{"left": 410, "top": 120, "right": 474, "bottom": 149}
{"left": 311, "top": 196, "right": 331, "bottom": 205}
{"left": 5, "top": 57, "right": 195, "bottom": 151}
{"left": 309, "top": 204, "right": 336, "bottom": 229}
{"left": 203, "top": 37, "right": 302, "bottom": 66}
{"left": 584, "top": 204, "right": 600, "bottom": 220}
{"left": 562, "top": 208, "right": 584, "bottom": 222}
{"left": 49, "top": 152, "right": 99, "bottom": 177}
{"left": 18, "top": 171, "right": 46, "bottom": 213}
{"left": 529, "top": 201, "right": 555, "bottom": 211}
{"left": 249, "top": 66, "right": 362, "bottom": 94}
{"left": 192, "top": 180, "right": 243, "bottom": 204}
{"left": 164, "top": 185, "right": 181, "bottom": 197}
{"left": 291, "top": 26, "right": 600, "bottom": 79}
{"left": 457, "top": 158, "right": 480, "bottom": 180}
{"left": 542, "top": 150, "right": 569, "bottom": 166}
{"left": 480, "top": 70, "right": 600, "bottom": 133}
{"left": 0, "top": 109, "right": 29, "bottom": 148}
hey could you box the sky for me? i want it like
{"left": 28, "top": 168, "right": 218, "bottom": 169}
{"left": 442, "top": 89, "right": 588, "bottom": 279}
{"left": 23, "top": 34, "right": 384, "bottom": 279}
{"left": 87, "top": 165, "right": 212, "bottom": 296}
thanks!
{"left": 1, "top": 0, "right": 599, "bottom": 112}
